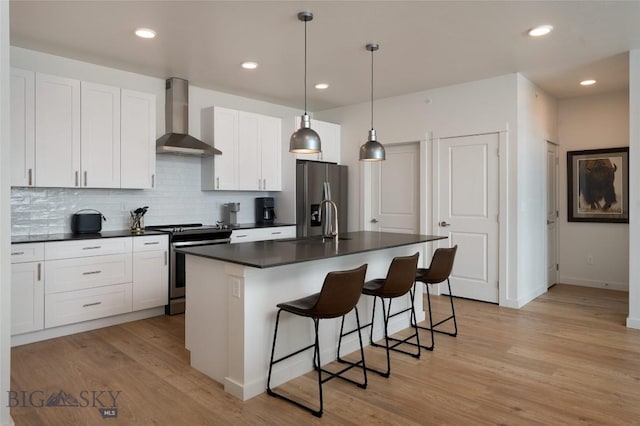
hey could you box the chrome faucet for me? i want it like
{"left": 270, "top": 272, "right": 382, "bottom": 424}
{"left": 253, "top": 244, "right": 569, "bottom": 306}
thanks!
{"left": 318, "top": 199, "right": 339, "bottom": 244}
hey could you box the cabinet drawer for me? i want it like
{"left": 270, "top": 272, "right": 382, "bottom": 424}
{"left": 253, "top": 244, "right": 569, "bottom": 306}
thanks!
{"left": 45, "top": 253, "right": 132, "bottom": 294}
{"left": 259, "top": 226, "right": 296, "bottom": 240}
{"left": 45, "top": 237, "right": 132, "bottom": 260}
{"left": 133, "top": 234, "right": 168, "bottom": 252}
{"left": 11, "top": 243, "right": 44, "bottom": 263}
{"left": 45, "top": 282, "right": 132, "bottom": 328}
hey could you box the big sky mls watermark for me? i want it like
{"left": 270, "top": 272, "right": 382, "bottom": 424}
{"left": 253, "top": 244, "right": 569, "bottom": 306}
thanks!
{"left": 8, "top": 389, "right": 122, "bottom": 419}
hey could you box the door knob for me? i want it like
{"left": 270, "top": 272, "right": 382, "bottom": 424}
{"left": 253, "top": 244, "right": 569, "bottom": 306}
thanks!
{"left": 439, "top": 221, "right": 450, "bottom": 227}
{"left": 370, "top": 218, "right": 379, "bottom": 223}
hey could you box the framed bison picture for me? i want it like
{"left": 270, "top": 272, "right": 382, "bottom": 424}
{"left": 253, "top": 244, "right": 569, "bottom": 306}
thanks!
{"left": 567, "top": 147, "right": 629, "bottom": 223}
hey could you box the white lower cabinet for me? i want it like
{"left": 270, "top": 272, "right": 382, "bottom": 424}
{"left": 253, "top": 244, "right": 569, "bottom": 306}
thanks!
{"left": 11, "top": 234, "right": 168, "bottom": 338}
{"left": 11, "top": 243, "right": 45, "bottom": 335}
{"left": 132, "top": 235, "right": 168, "bottom": 310}
{"left": 45, "top": 283, "right": 133, "bottom": 328}
{"left": 230, "top": 226, "right": 296, "bottom": 244}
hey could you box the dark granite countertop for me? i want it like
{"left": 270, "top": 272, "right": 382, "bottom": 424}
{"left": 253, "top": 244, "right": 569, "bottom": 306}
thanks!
{"left": 11, "top": 229, "right": 167, "bottom": 244}
{"left": 177, "top": 231, "right": 447, "bottom": 269}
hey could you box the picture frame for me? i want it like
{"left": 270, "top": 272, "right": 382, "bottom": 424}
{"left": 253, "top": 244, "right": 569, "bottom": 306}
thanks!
{"left": 567, "top": 147, "right": 629, "bottom": 223}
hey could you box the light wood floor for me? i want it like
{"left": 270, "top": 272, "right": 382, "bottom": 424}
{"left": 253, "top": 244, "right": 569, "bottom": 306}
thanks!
{"left": 10, "top": 284, "right": 640, "bottom": 425}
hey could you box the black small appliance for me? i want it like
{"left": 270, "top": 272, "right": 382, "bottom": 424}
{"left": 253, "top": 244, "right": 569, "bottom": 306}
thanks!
{"left": 255, "top": 197, "right": 276, "bottom": 224}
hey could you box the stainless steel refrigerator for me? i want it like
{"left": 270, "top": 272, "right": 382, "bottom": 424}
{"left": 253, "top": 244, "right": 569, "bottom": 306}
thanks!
{"left": 296, "top": 160, "right": 348, "bottom": 237}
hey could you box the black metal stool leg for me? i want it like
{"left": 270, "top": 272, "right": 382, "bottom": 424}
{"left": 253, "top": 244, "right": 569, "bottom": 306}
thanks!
{"left": 266, "top": 309, "right": 283, "bottom": 395}
{"left": 314, "top": 319, "right": 323, "bottom": 417}
{"left": 446, "top": 278, "right": 458, "bottom": 336}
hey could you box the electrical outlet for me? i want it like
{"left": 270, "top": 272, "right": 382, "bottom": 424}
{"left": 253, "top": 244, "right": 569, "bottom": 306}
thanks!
{"left": 587, "top": 255, "right": 594, "bottom": 265}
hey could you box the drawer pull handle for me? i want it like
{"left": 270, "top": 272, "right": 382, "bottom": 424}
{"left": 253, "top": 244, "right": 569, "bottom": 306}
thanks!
{"left": 144, "top": 241, "right": 160, "bottom": 245}
{"left": 236, "top": 235, "right": 247, "bottom": 238}
{"left": 272, "top": 232, "right": 281, "bottom": 235}
{"left": 11, "top": 251, "right": 25, "bottom": 256}
{"left": 37, "top": 263, "right": 42, "bottom": 281}
{"left": 82, "top": 302, "right": 102, "bottom": 308}
{"left": 82, "top": 270, "right": 102, "bottom": 275}
{"left": 82, "top": 246, "right": 102, "bottom": 250}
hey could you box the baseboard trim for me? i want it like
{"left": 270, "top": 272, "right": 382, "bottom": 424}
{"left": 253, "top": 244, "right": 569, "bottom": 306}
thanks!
{"left": 11, "top": 307, "right": 165, "bottom": 347}
{"left": 558, "top": 275, "right": 628, "bottom": 291}
{"left": 626, "top": 317, "right": 640, "bottom": 330}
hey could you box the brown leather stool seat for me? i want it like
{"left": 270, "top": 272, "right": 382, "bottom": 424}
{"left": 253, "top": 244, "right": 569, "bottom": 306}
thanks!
{"left": 338, "top": 253, "right": 420, "bottom": 378}
{"left": 266, "top": 264, "right": 368, "bottom": 418}
{"left": 413, "top": 245, "right": 458, "bottom": 350}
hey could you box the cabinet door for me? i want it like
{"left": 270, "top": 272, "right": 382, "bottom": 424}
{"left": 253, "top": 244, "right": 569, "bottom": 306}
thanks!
{"left": 260, "top": 115, "right": 282, "bottom": 191}
{"left": 11, "top": 262, "right": 44, "bottom": 335}
{"left": 35, "top": 73, "right": 81, "bottom": 187}
{"left": 132, "top": 250, "right": 168, "bottom": 310}
{"left": 213, "top": 107, "right": 238, "bottom": 190}
{"left": 315, "top": 120, "right": 341, "bottom": 164}
{"left": 10, "top": 68, "right": 35, "bottom": 187}
{"left": 81, "top": 82, "right": 121, "bottom": 188}
{"left": 121, "top": 89, "right": 156, "bottom": 189}
{"left": 237, "top": 112, "right": 261, "bottom": 190}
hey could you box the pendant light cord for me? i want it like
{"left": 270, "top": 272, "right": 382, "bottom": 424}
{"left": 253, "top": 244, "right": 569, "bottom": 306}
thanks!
{"left": 370, "top": 47, "right": 374, "bottom": 130}
{"left": 304, "top": 18, "right": 308, "bottom": 114}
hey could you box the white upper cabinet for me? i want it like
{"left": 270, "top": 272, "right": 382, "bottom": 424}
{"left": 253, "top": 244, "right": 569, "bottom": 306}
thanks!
{"left": 237, "top": 112, "right": 261, "bottom": 190}
{"left": 202, "top": 106, "right": 238, "bottom": 190}
{"left": 10, "top": 68, "right": 35, "bottom": 187}
{"left": 121, "top": 89, "right": 157, "bottom": 189}
{"left": 81, "top": 81, "right": 121, "bottom": 188}
{"left": 202, "top": 107, "right": 281, "bottom": 191}
{"left": 11, "top": 71, "right": 156, "bottom": 190}
{"left": 259, "top": 114, "right": 282, "bottom": 191}
{"left": 294, "top": 117, "right": 341, "bottom": 164}
{"left": 35, "top": 72, "right": 81, "bottom": 188}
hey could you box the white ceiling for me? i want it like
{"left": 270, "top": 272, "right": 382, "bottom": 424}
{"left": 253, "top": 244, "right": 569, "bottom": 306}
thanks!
{"left": 9, "top": 1, "right": 640, "bottom": 111}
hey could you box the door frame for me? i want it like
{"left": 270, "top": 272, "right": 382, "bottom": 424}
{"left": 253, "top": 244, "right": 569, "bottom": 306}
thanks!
{"left": 432, "top": 130, "right": 509, "bottom": 306}
{"left": 546, "top": 140, "right": 559, "bottom": 287}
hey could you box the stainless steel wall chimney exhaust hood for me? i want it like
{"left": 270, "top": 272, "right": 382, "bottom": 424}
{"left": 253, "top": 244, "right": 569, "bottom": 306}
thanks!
{"left": 156, "top": 77, "right": 222, "bottom": 156}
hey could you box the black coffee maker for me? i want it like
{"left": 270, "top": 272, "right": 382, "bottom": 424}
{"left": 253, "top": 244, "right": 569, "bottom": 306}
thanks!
{"left": 255, "top": 197, "right": 276, "bottom": 224}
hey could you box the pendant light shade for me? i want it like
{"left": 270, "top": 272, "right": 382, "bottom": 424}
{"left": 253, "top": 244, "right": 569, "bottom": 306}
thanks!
{"left": 290, "top": 11, "right": 321, "bottom": 154}
{"left": 359, "top": 43, "right": 385, "bottom": 162}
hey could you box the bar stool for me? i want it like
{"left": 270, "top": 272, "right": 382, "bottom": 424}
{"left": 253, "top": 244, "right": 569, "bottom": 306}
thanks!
{"left": 339, "top": 252, "right": 420, "bottom": 378}
{"left": 266, "top": 264, "right": 368, "bottom": 418}
{"left": 413, "top": 245, "right": 458, "bottom": 351}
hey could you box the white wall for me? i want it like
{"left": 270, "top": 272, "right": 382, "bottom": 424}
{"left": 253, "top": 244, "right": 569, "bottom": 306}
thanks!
{"left": 628, "top": 50, "right": 640, "bottom": 328}
{"left": 515, "top": 75, "right": 558, "bottom": 304}
{"left": 9, "top": 47, "right": 301, "bottom": 235}
{"left": 557, "top": 91, "right": 629, "bottom": 291}
{"left": 0, "top": 3, "right": 13, "bottom": 425}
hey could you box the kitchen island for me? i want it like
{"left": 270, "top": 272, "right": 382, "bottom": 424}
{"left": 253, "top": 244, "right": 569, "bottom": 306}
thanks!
{"left": 178, "top": 231, "right": 446, "bottom": 400}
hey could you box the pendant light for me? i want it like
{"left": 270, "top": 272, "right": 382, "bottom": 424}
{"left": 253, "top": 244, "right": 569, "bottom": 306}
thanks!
{"left": 289, "top": 11, "right": 321, "bottom": 154}
{"left": 359, "top": 43, "right": 385, "bottom": 161}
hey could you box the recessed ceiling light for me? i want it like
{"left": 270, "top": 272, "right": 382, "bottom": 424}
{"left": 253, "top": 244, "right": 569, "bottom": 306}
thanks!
{"left": 315, "top": 83, "right": 329, "bottom": 90}
{"left": 241, "top": 62, "right": 258, "bottom": 70}
{"left": 135, "top": 28, "right": 156, "bottom": 39}
{"left": 528, "top": 25, "right": 553, "bottom": 37}
{"left": 580, "top": 79, "right": 597, "bottom": 86}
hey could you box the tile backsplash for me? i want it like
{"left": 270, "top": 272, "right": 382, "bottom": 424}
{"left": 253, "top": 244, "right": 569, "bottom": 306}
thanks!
{"left": 11, "top": 155, "right": 271, "bottom": 236}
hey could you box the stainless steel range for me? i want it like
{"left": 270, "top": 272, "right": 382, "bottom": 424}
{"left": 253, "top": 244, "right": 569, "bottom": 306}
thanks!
{"left": 147, "top": 223, "right": 232, "bottom": 315}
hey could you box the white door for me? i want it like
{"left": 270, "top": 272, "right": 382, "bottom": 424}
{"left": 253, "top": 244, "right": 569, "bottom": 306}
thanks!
{"left": 213, "top": 107, "right": 238, "bottom": 190}
{"left": 81, "top": 81, "right": 121, "bottom": 188}
{"left": 237, "top": 111, "right": 260, "bottom": 190}
{"left": 35, "top": 72, "right": 81, "bottom": 187}
{"left": 435, "top": 133, "right": 499, "bottom": 303}
{"left": 370, "top": 142, "right": 420, "bottom": 234}
{"left": 546, "top": 141, "right": 559, "bottom": 287}
{"left": 10, "top": 68, "right": 35, "bottom": 187}
{"left": 121, "top": 89, "right": 156, "bottom": 189}
{"left": 259, "top": 115, "right": 282, "bottom": 191}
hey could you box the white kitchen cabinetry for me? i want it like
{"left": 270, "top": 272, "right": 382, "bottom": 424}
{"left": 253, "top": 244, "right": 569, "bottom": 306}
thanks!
{"left": 202, "top": 107, "right": 281, "bottom": 191}
{"left": 81, "top": 81, "right": 121, "bottom": 188}
{"left": 294, "top": 117, "right": 341, "bottom": 164}
{"left": 35, "top": 72, "right": 81, "bottom": 187}
{"left": 202, "top": 106, "right": 238, "bottom": 190}
{"left": 230, "top": 226, "right": 295, "bottom": 244}
{"left": 44, "top": 237, "right": 133, "bottom": 328}
{"left": 11, "top": 243, "right": 44, "bottom": 335}
{"left": 10, "top": 68, "right": 35, "bottom": 187}
{"left": 121, "top": 89, "right": 157, "bottom": 189}
{"left": 132, "top": 235, "right": 168, "bottom": 310}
